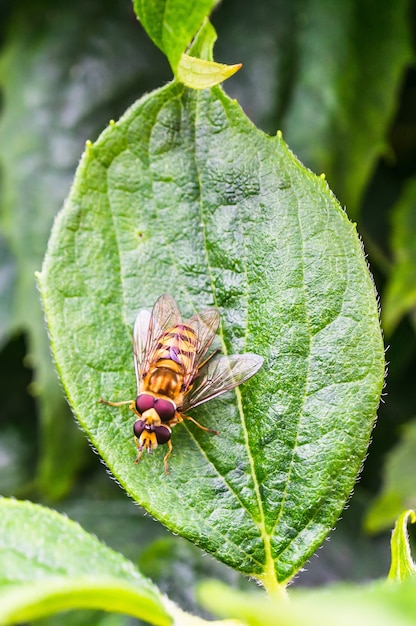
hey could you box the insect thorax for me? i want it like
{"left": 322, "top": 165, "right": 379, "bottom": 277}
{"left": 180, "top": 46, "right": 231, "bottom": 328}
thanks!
{"left": 144, "top": 366, "right": 183, "bottom": 399}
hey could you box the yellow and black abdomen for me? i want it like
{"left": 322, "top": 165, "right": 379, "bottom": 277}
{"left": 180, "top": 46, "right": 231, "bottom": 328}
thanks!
{"left": 153, "top": 324, "right": 197, "bottom": 375}
{"left": 142, "top": 324, "right": 198, "bottom": 399}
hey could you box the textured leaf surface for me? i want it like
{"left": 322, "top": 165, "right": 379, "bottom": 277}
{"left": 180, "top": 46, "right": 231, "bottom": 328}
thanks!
{"left": 39, "top": 82, "right": 384, "bottom": 587}
{"left": 0, "top": 498, "right": 170, "bottom": 626}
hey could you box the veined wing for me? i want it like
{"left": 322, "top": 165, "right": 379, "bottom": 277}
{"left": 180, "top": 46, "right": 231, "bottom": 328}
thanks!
{"left": 187, "top": 308, "right": 220, "bottom": 362}
{"left": 182, "top": 308, "right": 220, "bottom": 388}
{"left": 181, "top": 353, "right": 263, "bottom": 412}
{"left": 132, "top": 294, "right": 182, "bottom": 386}
{"left": 132, "top": 308, "right": 151, "bottom": 387}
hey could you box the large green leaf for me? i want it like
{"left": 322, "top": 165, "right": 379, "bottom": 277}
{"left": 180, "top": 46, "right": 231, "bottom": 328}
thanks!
{"left": 39, "top": 81, "right": 384, "bottom": 590}
{"left": 0, "top": 498, "right": 171, "bottom": 626}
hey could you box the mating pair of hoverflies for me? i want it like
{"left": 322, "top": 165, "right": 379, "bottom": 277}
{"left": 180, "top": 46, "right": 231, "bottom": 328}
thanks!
{"left": 100, "top": 294, "right": 263, "bottom": 473}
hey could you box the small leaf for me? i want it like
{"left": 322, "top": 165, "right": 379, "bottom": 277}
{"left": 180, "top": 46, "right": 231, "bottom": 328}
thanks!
{"left": 176, "top": 17, "right": 241, "bottom": 89}
{"left": 177, "top": 54, "right": 241, "bottom": 90}
{"left": 176, "top": 20, "right": 241, "bottom": 89}
{"left": 383, "top": 178, "right": 416, "bottom": 335}
{"left": 39, "top": 83, "right": 384, "bottom": 589}
{"left": 365, "top": 419, "right": 416, "bottom": 533}
{"left": 388, "top": 510, "right": 416, "bottom": 583}
{"left": 0, "top": 498, "right": 171, "bottom": 626}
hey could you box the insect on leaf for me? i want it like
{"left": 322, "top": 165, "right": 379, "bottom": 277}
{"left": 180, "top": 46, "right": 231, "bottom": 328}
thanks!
{"left": 39, "top": 81, "right": 385, "bottom": 590}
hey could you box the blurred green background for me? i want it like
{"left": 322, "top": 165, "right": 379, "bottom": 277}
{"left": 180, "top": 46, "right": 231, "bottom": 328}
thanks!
{"left": 1, "top": 0, "right": 416, "bottom": 623}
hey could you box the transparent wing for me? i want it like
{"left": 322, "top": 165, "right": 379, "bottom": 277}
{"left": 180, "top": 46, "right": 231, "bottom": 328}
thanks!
{"left": 181, "top": 353, "right": 263, "bottom": 412}
{"left": 186, "top": 308, "right": 220, "bottom": 363}
{"left": 132, "top": 294, "right": 182, "bottom": 386}
{"left": 181, "top": 308, "right": 220, "bottom": 388}
{"left": 151, "top": 293, "right": 182, "bottom": 331}
{"left": 132, "top": 308, "right": 151, "bottom": 387}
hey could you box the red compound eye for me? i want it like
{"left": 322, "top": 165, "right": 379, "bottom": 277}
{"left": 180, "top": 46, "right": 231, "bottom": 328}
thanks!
{"left": 136, "top": 393, "right": 155, "bottom": 414}
{"left": 153, "top": 425, "right": 171, "bottom": 444}
{"left": 133, "top": 419, "right": 146, "bottom": 437}
{"left": 154, "top": 398, "right": 176, "bottom": 421}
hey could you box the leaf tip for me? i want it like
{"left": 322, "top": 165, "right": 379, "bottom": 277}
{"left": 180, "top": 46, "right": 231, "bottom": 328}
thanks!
{"left": 388, "top": 509, "right": 416, "bottom": 583}
{"left": 85, "top": 139, "right": 94, "bottom": 156}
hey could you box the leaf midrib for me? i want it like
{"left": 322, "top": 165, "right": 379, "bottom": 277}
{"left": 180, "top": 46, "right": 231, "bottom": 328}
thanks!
{"left": 192, "top": 89, "right": 276, "bottom": 583}
{"left": 129, "top": 87, "right": 267, "bottom": 572}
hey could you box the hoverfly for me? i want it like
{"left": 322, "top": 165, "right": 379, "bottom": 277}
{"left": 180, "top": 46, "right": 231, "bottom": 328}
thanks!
{"left": 100, "top": 294, "right": 263, "bottom": 473}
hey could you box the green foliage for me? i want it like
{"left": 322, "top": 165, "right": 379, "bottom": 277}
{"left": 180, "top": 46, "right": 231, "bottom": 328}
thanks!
{"left": 38, "top": 74, "right": 384, "bottom": 588}
{"left": 0, "top": 235, "right": 15, "bottom": 348}
{"left": 1, "top": 0, "right": 416, "bottom": 623}
{"left": 0, "top": 0, "right": 169, "bottom": 500}
{"left": 0, "top": 1, "right": 89, "bottom": 498}
{"left": 388, "top": 509, "right": 416, "bottom": 582}
{"left": 280, "top": 0, "right": 413, "bottom": 217}
{"left": 198, "top": 578, "right": 416, "bottom": 626}
{"left": 383, "top": 180, "right": 416, "bottom": 335}
{"left": 132, "top": 0, "right": 241, "bottom": 88}
{"left": 0, "top": 498, "right": 171, "bottom": 626}
{"left": 1, "top": 499, "right": 414, "bottom": 625}
{"left": 365, "top": 420, "right": 416, "bottom": 533}
{"left": 132, "top": 0, "right": 217, "bottom": 68}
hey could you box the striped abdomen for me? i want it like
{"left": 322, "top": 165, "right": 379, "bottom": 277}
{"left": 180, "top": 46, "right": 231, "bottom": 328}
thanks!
{"left": 143, "top": 324, "right": 198, "bottom": 400}
{"left": 153, "top": 324, "right": 197, "bottom": 374}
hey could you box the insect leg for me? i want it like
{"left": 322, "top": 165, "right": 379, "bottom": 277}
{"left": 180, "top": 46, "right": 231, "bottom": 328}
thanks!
{"left": 182, "top": 413, "right": 220, "bottom": 435}
{"left": 99, "top": 398, "right": 134, "bottom": 407}
{"left": 163, "top": 440, "right": 173, "bottom": 475}
{"left": 134, "top": 436, "right": 145, "bottom": 465}
{"left": 197, "top": 347, "right": 221, "bottom": 371}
